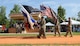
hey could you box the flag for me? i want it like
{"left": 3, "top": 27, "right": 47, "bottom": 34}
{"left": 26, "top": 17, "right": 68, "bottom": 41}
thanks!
{"left": 40, "top": 5, "right": 58, "bottom": 23}
{"left": 40, "top": 5, "right": 52, "bottom": 18}
{"left": 20, "top": 5, "right": 35, "bottom": 29}
{"left": 49, "top": 7, "right": 58, "bottom": 23}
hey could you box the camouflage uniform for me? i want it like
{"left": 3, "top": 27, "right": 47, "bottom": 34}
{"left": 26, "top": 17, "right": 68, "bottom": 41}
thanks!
{"left": 54, "top": 20, "right": 61, "bottom": 37}
{"left": 65, "top": 17, "right": 72, "bottom": 37}
{"left": 37, "top": 17, "right": 46, "bottom": 38}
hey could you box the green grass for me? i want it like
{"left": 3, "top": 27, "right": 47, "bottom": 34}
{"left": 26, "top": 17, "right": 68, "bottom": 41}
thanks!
{"left": 0, "top": 33, "right": 37, "bottom": 36}
{"left": 73, "top": 32, "right": 80, "bottom": 35}
{"left": 0, "top": 32, "right": 80, "bottom": 36}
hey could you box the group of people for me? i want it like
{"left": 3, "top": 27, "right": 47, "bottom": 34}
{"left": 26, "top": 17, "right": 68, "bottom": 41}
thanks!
{"left": 10, "top": 22, "right": 25, "bottom": 33}
{"left": 36, "top": 17, "right": 73, "bottom": 39}
{"left": 15, "top": 22, "right": 24, "bottom": 33}
{"left": 10, "top": 16, "right": 73, "bottom": 38}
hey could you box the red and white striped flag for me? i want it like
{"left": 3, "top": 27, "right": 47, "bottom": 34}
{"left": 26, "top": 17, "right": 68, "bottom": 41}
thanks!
{"left": 40, "top": 5, "right": 52, "bottom": 18}
{"left": 40, "top": 5, "right": 58, "bottom": 23}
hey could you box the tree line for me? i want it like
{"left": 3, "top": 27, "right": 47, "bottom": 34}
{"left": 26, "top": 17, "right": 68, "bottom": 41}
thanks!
{"left": 0, "top": 4, "right": 20, "bottom": 28}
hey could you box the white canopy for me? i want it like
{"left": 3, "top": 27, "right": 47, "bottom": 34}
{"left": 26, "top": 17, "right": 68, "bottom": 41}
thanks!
{"left": 61, "top": 19, "right": 80, "bottom": 25}
{"left": 45, "top": 22, "right": 55, "bottom": 26}
{"left": 0, "top": 25, "right": 2, "bottom": 27}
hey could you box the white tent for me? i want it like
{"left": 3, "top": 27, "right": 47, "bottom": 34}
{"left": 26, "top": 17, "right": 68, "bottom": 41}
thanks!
{"left": 61, "top": 19, "right": 80, "bottom": 25}
{"left": 45, "top": 22, "right": 55, "bottom": 26}
{"left": 0, "top": 25, "right": 2, "bottom": 27}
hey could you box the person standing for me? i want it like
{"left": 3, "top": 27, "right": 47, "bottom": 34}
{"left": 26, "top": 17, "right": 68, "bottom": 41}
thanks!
{"left": 16, "top": 23, "right": 22, "bottom": 33}
{"left": 37, "top": 16, "right": 46, "bottom": 39}
{"left": 65, "top": 17, "right": 73, "bottom": 37}
{"left": 54, "top": 20, "right": 61, "bottom": 37}
{"left": 2, "top": 25, "right": 6, "bottom": 32}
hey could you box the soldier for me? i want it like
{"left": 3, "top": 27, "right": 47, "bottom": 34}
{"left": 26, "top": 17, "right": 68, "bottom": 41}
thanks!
{"left": 64, "top": 17, "right": 73, "bottom": 37}
{"left": 54, "top": 20, "right": 61, "bottom": 37}
{"left": 37, "top": 16, "right": 46, "bottom": 39}
{"left": 16, "top": 23, "right": 22, "bottom": 33}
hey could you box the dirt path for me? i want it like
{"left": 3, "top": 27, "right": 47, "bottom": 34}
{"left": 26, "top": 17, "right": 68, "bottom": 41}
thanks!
{"left": 0, "top": 35, "right": 80, "bottom": 44}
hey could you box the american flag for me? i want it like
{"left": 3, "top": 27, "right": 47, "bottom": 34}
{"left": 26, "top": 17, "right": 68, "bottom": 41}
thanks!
{"left": 50, "top": 7, "right": 58, "bottom": 23}
{"left": 40, "top": 5, "right": 52, "bottom": 18}
{"left": 40, "top": 5, "right": 58, "bottom": 23}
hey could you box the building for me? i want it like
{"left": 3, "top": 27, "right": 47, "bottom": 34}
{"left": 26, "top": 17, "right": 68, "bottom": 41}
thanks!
{"left": 9, "top": 5, "right": 41, "bottom": 33}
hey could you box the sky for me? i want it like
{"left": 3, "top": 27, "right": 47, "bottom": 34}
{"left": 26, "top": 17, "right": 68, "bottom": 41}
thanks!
{"left": 0, "top": 0, "right": 80, "bottom": 19}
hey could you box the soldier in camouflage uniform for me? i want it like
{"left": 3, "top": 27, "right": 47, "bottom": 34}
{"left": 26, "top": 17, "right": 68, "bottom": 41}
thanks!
{"left": 65, "top": 17, "right": 73, "bottom": 37}
{"left": 54, "top": 20, "right": 61, "bottom": 37}
{"left": 37, "top": 17, "right": 46, "bottom": 38}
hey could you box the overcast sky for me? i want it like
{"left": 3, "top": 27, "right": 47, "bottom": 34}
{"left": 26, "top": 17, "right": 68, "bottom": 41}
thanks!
{"left": 0, "top": 0, "right": 80, "bottom": 19}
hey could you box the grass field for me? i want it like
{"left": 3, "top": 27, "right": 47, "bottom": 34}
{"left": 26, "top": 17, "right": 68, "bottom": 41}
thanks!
{"left": 0, "top": 32, "right": 79, "bottom": 36}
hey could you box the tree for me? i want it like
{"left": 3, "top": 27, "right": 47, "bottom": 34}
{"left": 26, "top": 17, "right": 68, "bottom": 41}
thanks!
{"left": 57, "top": 6, "right": 66, "bottom": 23}
{"left": 77, "top": 11, "right": 80, "bottom": 21}
{"left": 10, "top": 4, "right": 20, "bottom": 14}
{"left": 10, "top": 4, "right": 21, "bottom": 26}
{"left": 78, "top": 11, "right": 80, "bottom": 18}
{"left": 0, "top": 6, "right": 7, "bottom": 24}
{"left": 71, "top": 17, "right": 76, "bottom": 20}
{"left": 0, "top": 6, "right": 10, "bottom": 28}
{"left": 45, "top": 17, "right": 54, "bottom": 24}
